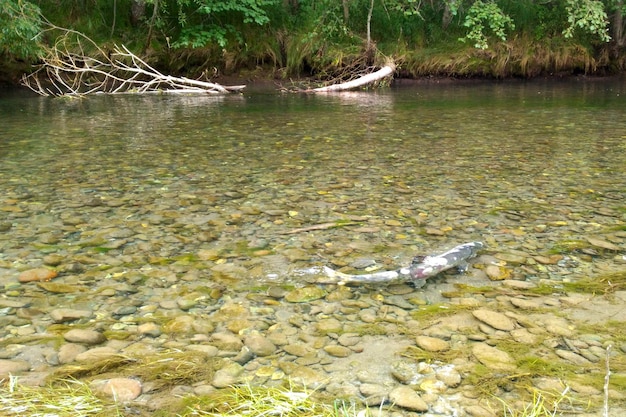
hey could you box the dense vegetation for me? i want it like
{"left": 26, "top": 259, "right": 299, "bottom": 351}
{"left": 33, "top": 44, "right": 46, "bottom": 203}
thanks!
{"left": 2, "top": 0, "right": 626, "bottom": 83}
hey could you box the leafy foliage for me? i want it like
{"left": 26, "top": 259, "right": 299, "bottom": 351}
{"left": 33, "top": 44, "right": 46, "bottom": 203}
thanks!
{"left": 562, "top": 0, "right": 611, "bottom": 42}
{"left": 460, "top": 0, "right": 515, "bottom": 49}
{"left": 1, "top": 0, "right": 625, "bottom": 80}
{"left": 172, "top": 0, "right": 278, "bottom": 48}
{"left": 0, "top": 0, "right": 42, "bottom": 60}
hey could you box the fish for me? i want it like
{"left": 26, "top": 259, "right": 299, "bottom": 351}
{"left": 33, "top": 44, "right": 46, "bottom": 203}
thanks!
{"left": 310, "top": 241, "right": 484, "bottom": 285}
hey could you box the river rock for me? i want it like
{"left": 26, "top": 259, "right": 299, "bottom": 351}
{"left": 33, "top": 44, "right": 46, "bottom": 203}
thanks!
{"left": 484, "top": 265, "right": 511, "bottom": 281}
{"left": 0, "top": 299, "right": 28, "bottom": 308}
{"left": 278, "top": 362, "right": 327, "bottom": 389}
{"left": 415, "top": 335, "right": 450, "bottom": 352}
{"left": 18, "top": 268, "right": 57, "bottom": 283}
{"left": 38, "top": 281, "right": 82, "bottom": 293}
{"left": 586, "top": 237, "right": 620, "bottom": 251}
{"left": 212, "top": 360, "right": 245, "bottom": 388}
{"left": 465, "top": 404, "right": 497, "bottom": 417}
{"left": 0, "top": 359, "right": 30, "bottom": 376}
{"left": 494, "top": 252, "right": 528, "bottom": 265}
{"left": 388, "top": 385, "right": 429, "bottom": 411}
{"left": 316, "top": 318, "right": 343, "bottom": 334}
{"left": 436, "top": 365, "right": 462, "bottom": 388}
{"left": 284, "top": 286, "right": 326, "bottom": 303}
{"left": 555, "top": 349, "right": 592, "bottom": 366}
{"left": 471, "top": 342, "right": 516, "bottom": 371}
{"left": 211, "top": 332, "right": 244, "bottom": 352}
{"left": 93, "top": 377, "right": 142, "bottom": 402}
{"left": 42, "top": 254, "right": 64, "bottom": 266}
{"left": 510, "top": 328, "right": 540, "bottom": 345}
{"left": 64, "top": 329, "right": 106, "bottom": 345}
{"left": 74, "top": 346, "right": 119, "bottom": 362}
{"left": 472, "top": 309, "right": 516, "bottom": 331}
{"left": 323, "top": 345, "right": 352, "bottom": 357}
{"left": 282, "top": 343, "right": 314, "bottom": 357}
{"left": 210, "top": 263, "right": 248, "bottom": 280}
{"left": 50, "top": 308, "right": 93, "bottom": 323}
{"left": 164, "top": 315, "right": 214, "bottom": 336}
{"left": 244, "top": 333, "right": 276, "bottom": 357}
{"left": 510, "top": 297, "right": 542, "bottom": 309}
{"left": 137, "top": 322, "right": 162, "bottom": 337}
{"left": 359, "top": 383, "right": 388, "bottom": 405}
{"left": 58, "top": 343, "right": 88, "bottom": 364}
{"left": 337, "top": 333, "right": 361, "bottom": 347}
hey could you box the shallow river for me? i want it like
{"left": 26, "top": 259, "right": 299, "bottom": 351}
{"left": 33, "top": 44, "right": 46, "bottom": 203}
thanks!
{"left": 2, "top": 79, "right": 625, "bottom": 287}
{"left": 0, "top": 79, "right": 625, "bottom": 415}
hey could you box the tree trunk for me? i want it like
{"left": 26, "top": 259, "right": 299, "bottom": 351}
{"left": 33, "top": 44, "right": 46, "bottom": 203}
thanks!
{"left": 443, "top": 0, "right": 455, "bottom": 29}
{"left": 130, "top": 0, "right": 146, "bottom": 27}
{"left": 144, "top": 0, "right": 159, "bottom": 53}
{"left": 611, "top": 1, "right": 625, "bottom": 58}
{"left": 366, "top": 0, "right": 374, "bottom": 50}
{"left": 613, "top": 0, "right": 625, "bottom": 48}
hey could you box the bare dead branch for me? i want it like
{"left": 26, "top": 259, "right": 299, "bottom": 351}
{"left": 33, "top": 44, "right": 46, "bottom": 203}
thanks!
{"left": 22, "top": 25, "right": 243, "bottom": 97}
{"left": 311, "top": 62, "right": 396, "bottom": 92}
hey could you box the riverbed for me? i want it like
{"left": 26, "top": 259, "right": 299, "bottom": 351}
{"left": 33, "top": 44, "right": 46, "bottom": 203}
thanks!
{"left": 0, "top": 79, "right": 625, "bottom": 416}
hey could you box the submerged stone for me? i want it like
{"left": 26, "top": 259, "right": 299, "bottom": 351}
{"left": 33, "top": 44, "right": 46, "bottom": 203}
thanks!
{"left": 472, "top": 309, "right": 516, "bottom": 331}
{"left": 415, "top": 335, "right": 450, "bottom": 352}
{"left": 93, "top": 377, "right": 142, "bottom": 402}
{"left": 63, "top": 329, "right": 106, "bottom": 345}
{"left": 471, "top": 343, "right": 515, "bottom": 371}
{"left": 18, "top": 268, "right": 57, "bottom": 283}
{"left": 284, "top": 286, "right": 326, "bottom": 303}
{"left": 389, "top": 386, "right": 429, "bottom": 411}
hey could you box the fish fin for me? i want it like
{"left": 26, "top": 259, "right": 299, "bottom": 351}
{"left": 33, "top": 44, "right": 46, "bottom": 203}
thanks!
{"left": 456, "top": 261, "right": 469, "bottom": 273}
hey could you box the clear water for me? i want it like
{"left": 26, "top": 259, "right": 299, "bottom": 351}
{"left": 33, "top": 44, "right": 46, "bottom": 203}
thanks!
{"left": 1, "top": 79, "right": 625, "bottom": 286}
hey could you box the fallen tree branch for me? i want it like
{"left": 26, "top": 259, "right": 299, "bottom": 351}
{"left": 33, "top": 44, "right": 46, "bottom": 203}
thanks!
{"left": 282, "top": 221, "right": 359, "bottom": 235}
{"left": 311, "top": 61, "right": 396, "bottom": 93}
{"left": 22, "top": 25, "right": 243, "bottom": 96}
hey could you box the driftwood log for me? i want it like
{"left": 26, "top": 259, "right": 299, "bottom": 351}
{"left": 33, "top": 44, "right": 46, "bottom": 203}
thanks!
{"left": 304, "top": 241, "right": 484, "bottom": 286}
{"left": 311, "top": 61, "right": 396, "bottom": 93}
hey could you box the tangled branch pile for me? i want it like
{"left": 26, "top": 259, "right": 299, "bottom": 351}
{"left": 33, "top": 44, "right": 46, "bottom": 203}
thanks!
{"left": 22, "top": 28, "right": 243, "bottom": 97}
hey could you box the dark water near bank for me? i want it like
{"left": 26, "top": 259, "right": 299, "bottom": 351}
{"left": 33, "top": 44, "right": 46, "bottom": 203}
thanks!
{"left": 1, "top": 79, "right": 625, "bottom": 287}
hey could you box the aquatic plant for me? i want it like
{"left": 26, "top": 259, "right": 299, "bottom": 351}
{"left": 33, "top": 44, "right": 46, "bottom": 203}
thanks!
{"left": 178, "top": 383, "right": 374, "bottom": 417}
{"left": 0, "top": 376, "right": 122, "bottom": 417}
{"left": 497, "top": 387, "right": 577, "bottom": 417}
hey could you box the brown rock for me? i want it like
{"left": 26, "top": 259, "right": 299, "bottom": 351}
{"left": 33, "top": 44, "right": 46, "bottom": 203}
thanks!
{"left": 472, "top": 309, "right": 516, "bottom": 331}
{"left": 244, "top": 333, "right": 277, "bottom": 357}
{"left": 63, "top": 329, "right": 106, "bottom": 345}
{"left": 388, "top": 386, "right": 429, "bottom": 412}
{"left": 555, "top": 349, "right": 592, "bottom": 366}
{"left": 137, "top": 322, "right": 162, "bottom": 337}
{"left": 58, "top": 343, "right": 87, "bottom": 364}
{"left": 323, "top": 345, "right": 352, "bottom": 357}
{"left": 0, "top": 359, "right": 30, "bottom": 376}
{"left": 75, "top": 347, "right": 118, "bottom": 362}
{"left": 510, "top": 298, "right": 542, "bottom": 309}
{"left": 94, "top": 377, "right": 142, "bottom": 402}
{"left": 472, "top": 342, "right": 516, "bottom": 371}
{"left": 50, "top": 308, "right": 92, "bottom": 323}
{"left": 415, "top": 335, "right": 450, "bottom": 352}
{"left": 18, "top": 268, "right": 57, "bottom": 283}
{"left": 465, "top": 405, "right": 497, "bottom": 417}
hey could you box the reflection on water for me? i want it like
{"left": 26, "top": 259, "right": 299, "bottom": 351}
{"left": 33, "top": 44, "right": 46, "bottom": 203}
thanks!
{"left": 0, "top": 79, "right": 625, "bottom": 284}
